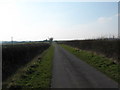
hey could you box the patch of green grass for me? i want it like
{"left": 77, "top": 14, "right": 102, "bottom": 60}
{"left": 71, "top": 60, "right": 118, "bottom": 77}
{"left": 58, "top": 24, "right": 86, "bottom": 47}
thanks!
{"left": 60, "top": 44, "right": 120, "bottom": 83}
{"left": 3, "top": 45, "right": 54, "bottom": 89}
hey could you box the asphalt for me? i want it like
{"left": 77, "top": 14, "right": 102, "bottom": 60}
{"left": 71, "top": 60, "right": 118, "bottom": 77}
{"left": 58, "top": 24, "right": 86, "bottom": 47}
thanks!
{"left": 51, "top": 43, "right": 119, "bottom": 88}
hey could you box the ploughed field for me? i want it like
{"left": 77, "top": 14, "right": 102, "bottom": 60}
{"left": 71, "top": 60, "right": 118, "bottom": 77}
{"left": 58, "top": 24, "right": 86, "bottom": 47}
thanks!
{"left": 59, "top": 39, "right": 120, "bottom": 63}
{"left": 2, "top": 42, "right": 50, "bottom": 81}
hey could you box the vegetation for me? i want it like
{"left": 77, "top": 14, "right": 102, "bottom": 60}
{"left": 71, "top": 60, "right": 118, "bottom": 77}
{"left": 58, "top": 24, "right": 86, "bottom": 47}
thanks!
{"left": 2, "top": 45, "right": 54, "bottom": 89}
{"left": 2, "top": 42, "right": 50, "bottom": 81}
{"left": 60, "top": 44, "right": 120, "bottom": 83}
{"left": 59, "top": 39, "right": 119, "bottom": 63}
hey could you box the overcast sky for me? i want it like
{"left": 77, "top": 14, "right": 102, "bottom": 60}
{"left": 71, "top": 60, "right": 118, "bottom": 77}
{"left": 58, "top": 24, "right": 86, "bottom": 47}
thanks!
{"left": 0, "top": 0, "right": 119, "bottom": 41}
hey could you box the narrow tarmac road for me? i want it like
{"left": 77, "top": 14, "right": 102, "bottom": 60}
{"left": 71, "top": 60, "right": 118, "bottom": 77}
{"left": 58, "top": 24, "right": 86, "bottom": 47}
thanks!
{"left": 51, "top": 43, "right": 119, "bottom": 88}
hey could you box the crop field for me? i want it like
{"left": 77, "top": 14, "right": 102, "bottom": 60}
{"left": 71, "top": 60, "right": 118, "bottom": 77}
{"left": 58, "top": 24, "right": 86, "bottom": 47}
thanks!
{"left": 59, "top": 39, "right": 120, "bottom": 63}
{"left": 2, "top": 42, "right": 50, "bottom": 81}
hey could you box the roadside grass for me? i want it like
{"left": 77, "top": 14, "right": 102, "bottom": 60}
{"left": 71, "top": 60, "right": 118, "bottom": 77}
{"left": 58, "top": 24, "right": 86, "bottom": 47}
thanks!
{"left": 60, "top": 44, "right": 120, "bottom": 83}
{"left": 3, "top": 45, "right": 54, "bottom": 89}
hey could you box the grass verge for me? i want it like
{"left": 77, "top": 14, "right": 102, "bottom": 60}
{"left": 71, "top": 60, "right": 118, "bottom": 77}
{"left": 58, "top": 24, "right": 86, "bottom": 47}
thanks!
{"left": 60, "top": 44, "right": 120, "bottom": 83}
{"left": 3, "top": 45, "right": 54, "bottom": 89}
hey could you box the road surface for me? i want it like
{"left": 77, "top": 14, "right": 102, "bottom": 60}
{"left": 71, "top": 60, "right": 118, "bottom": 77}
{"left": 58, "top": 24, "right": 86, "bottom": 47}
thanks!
{"left": 51, "top": 43, "right": 119, "bottom": 88}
